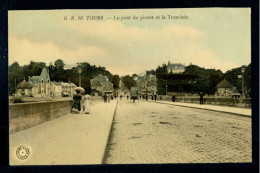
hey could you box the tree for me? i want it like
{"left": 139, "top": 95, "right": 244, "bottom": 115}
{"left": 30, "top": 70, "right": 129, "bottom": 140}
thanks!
{"left": 146, "top": 69, "right": 156, "bottom": 75}
{"left": 111, "top": 75, "right": 120, "bottom": 89}
{"left": 155, "top": 64, "right": 167, "bottom": 75}
{"left": 209, "top": 70, "right": 223, "bottom": 94}
{"left": 53, "top": 59, "right": 65, "bottom": 81}
{"left": 122, "top": 75, "right": 136, "bottom": 90}
{"left": 54, "top": 59, "right": 65, "bottom": 69}
{"left": 8, "top": 62, "right": 23, "bottom": 95}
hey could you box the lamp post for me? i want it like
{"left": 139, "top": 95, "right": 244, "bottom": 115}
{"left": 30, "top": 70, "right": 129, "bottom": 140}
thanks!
{"left": 241, "top": 66, "right": 246, "bottom": 98}
{"left": 78, "top": 68, "right": 82, "bottom": 87}
{"left": 166, "top": 84, "right": 168, "bottom": 95}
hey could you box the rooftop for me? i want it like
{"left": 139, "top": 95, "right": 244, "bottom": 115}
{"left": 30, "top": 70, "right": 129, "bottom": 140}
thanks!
{"left": 217, "top": 79, "right": 232, "bottom": 88}
{"left": 17, "top": 80, "right": 32, "bottom": 89}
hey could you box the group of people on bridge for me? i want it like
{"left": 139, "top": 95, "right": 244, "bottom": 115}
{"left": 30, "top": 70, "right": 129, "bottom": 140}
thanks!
{"left": 71, "top": 89, "right": 91, "bottom": 114}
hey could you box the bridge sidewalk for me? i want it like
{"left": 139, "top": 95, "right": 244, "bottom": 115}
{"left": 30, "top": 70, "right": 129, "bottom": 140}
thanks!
{"left": 147, "top": 100, "right": 251, "bottom": 117}
{"left": 10, "top": 100, "right": 118, "bottom": 165}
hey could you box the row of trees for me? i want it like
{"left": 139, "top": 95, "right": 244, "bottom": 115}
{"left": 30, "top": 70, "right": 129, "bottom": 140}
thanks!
{"left": 9, "top": 59, "right": 251, "bottom": 97}
{"left": 146, "top": 63, "right": 251, "bottom": 96}
{"left": 8, "top": 59, "right": 121, "bottom": 95}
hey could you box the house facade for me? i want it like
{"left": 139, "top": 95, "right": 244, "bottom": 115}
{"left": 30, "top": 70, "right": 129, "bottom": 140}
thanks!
{"left": 90, "top": 74, "right": 113, "bottom": 96}
{"left": 28, "top": 67, "right": 51, "bottom": 97}
{"left": 16, "top": 80, "right": 32, "bottom": 97}
{"left": 50, "top": 81, "right": 62, "bottom": 97}
{"left": 167, "top": 61, "right": 185, "bottom": 74}
{"left": 135, "top": 74, "right": 157, "bottom": 95}
{"left": 216, "top": 79, "right": 233, "bottom": 96}
{"left": 61, "top": 82, "right": 77, "bottom": 97}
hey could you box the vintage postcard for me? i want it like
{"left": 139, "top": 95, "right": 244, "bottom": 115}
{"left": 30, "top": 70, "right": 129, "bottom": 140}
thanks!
{"left": 8, "top": 8, "right": 251, "bottom": 165}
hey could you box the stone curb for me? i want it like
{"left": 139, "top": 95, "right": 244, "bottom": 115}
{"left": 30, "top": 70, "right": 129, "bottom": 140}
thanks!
{"left": 101, "top": 100, "right": 118, "bottom": 164}
{"left": 145, "top": 100, "right": 251, "bottom": 118}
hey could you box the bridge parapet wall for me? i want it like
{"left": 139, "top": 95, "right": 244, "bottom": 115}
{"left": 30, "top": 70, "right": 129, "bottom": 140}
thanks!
{"left": 157, "top": 95, "right": 251, "bottom": 108}
{"left": 9, "top": 100, "right": 73, "bottom": 134}
{"left": 9, "top": 96, "right": 103, "bottom": 134}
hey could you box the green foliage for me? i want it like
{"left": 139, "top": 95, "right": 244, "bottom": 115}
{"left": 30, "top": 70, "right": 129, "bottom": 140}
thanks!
{"left": 54, "top": 59, "right": 65, "bottom": 69}
{"left": 154, "top": 63, "right": 251, "bottom": 95}
{"left": 122, "top": 75, "right": 136, "bottom": 90}
{"left": 224, "top": 64, "right": 251, "bottom": 96}
{"left": 8, "top": 59, "right": 251, "bottom": 97}
{"left": 111, "top": 75, "right": 120, "bottom": 89}
{"left": 8, "top": 60, "right": 112, "bottom": 95}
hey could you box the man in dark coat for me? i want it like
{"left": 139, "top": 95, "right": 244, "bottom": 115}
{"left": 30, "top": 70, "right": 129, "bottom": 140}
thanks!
{"left": 171, "top": 94, "right": 175, "bottom": 102}
{"left": 154, "top": 94, "right": 157, "bottom": 101}
{"left": 104, "top": 94, "right": 107, "bottom": 103}
{"left": 199, "top": 92, "right": 204, "bottom": 105}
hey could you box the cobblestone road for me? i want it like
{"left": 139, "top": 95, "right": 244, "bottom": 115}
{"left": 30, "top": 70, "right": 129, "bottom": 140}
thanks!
{"left": 104, "top": 100, "right": 252, "bottom": 164}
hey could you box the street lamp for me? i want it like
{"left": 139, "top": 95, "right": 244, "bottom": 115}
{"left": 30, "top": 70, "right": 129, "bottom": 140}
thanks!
{"left": 78, "top": 68, "right": 82, "bottom": 87}
{"left": 166, "top": 84, "right": 168, "bottom": 95}
{"left": 241, "top": 66, "right": 246, "bottom": 98}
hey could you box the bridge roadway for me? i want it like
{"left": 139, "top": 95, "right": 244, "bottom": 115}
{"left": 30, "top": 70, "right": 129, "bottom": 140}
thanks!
{"left": 103, "top": 100, "right": 252, "bottom": 164}
{"left": 9, "top": 98, "right": 251, "bottom": 165}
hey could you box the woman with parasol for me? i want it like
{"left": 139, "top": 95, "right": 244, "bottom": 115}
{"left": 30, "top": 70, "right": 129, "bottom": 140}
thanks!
{"left": 71, "top": 87, "right": 84, "bottom": 113}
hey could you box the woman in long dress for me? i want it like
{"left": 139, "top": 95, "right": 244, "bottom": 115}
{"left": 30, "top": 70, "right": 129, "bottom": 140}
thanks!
{"left": 83, "top": 94, "right": 91, "bottom": 114}
{"left": 71, "top": 90, "right": 82, "bottom": 113}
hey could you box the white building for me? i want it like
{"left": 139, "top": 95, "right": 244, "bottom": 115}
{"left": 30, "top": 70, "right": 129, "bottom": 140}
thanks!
{"left": 28, "top": 67, "right": 51, "bottom": 97}
{"left": 50, "top": 81, "right": 62, "bottom": 97}
{"left": 167, "top": 61, "right": 185, "bottom": 74}
{"left": 61, "top": 82, "right": 77, "bottom": 97}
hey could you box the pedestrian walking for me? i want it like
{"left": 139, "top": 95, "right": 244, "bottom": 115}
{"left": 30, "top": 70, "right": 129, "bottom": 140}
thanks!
{"left": 154, "top": 94, "right": 157, "bottom": 101}
{"left": 108, "top": 95, "right": 111, "bottom": 103}
{"left": 146, "top": 95, "right": 148, "bottom": 101}
{"left": 104, "top": 94, "right": 107, "bottom": 103}
{"left": 71, "top": 90, "right": 82, "bottom": 113}
{"left": 152, "top": 95, "right": 154, "bottom": 101}
{"left": 120, "top": 95, "right": 122, "bottom": 100}
{"left": 83, "top": 94, "right": 91, "bottom": 114}
{"left": 199, "top": 92, "right": 204, "bottom": 105}
{"left": 127, "top": 95, "right": 129, "bottom": 100}
{"left": 171, "top": 94, "right": 175, "bottom": 102}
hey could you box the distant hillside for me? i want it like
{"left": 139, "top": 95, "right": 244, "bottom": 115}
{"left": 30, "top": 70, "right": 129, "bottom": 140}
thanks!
{"left": 145, "top": 63, "right": 251, "bottom": 96}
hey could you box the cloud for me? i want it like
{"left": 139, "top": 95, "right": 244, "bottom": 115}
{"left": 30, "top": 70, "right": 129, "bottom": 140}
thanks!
{"left": 9, "top": 20, "right": 243, "bottom": 75}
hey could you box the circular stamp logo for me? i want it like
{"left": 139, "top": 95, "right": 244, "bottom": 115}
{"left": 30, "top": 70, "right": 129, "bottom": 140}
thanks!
{"left": 16, "top": 146, "right": 30, "bottom": 160}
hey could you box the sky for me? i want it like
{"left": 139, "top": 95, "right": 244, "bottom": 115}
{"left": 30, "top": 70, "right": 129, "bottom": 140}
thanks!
{"left": 8, "top": 8, "right": 251, "bottom": 76}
